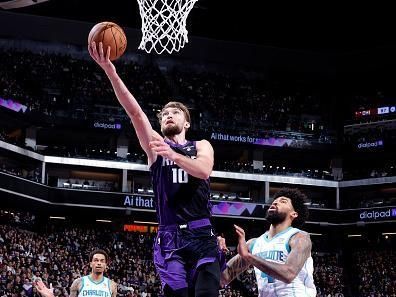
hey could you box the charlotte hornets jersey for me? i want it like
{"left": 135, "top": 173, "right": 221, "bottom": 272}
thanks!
{"left": 150, "top": 140, "right": 212, "bottom": 225}
{"left": 78, "top": 276, "right": 112, "bottom": 297}
{"left": 250, "top": 227, "right": 316, "bottom": 297}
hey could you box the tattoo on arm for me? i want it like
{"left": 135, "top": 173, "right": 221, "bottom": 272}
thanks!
{"left": 221, "top": 238, "right": 255, "bottom": 285}
{"left": 247, "top": 232, "right": 312, "bottom": 284}
{"left": 224, "top": 254, "right": 251, "bottom": 283}
{"left": 69, "top": 278, "right": 82, "bottom": 297}
{"left": 285, "top": 232, "right": 312, "bottom": 277}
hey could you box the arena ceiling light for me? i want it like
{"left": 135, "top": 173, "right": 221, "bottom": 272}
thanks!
{"left": 309, "top": 233, "right": 322, "bottom": 236}
{"left": 49, "top": 216, "right": 65, "bottom": 220}
{"left": 382, "top": 232, "right": 396, "bottom": 235}
{"left": 96, "top": 219, "right": 112, "bottom": 223}
{"left": 0, "top": 0, "right": 50, "bottom": 10}
{"left": 134, "top": 220, "right": 159, "bottom": 225}
{"left": 347, "top": 234, "right": 362, "bottom": 238}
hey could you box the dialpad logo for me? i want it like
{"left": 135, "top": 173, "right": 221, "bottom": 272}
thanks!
{"left": 93, "top": 122, "right": 122, "bottom": 129}
{"left": 359, "top": 208, "right": 396, "bottom": 220}
{"left": 357, "top": 140, "right": 383, "bottom": 149}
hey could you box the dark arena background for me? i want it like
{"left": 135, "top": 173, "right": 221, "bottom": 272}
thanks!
{"left": 0, "top": 1, "right": 395, "bottom": 296}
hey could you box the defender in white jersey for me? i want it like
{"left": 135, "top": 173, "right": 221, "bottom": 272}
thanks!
{"left": 221, "top": 188, "right": 316, "bottom": 297}
{"left": 34, "top": 249, "right": 117, "bottom": 297}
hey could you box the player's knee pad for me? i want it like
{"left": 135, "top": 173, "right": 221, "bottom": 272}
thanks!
{"left": 195, "top": 261, "right": 220, "bottom": 297}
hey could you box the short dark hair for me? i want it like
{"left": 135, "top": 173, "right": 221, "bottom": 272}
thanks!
{"left": 157, "top": 101, "right": 191, "bottom": 124}
{"left": 89, "top": 249, "right": 109, "bottom": 263}
{"left": 273, "top": 188, "right": 309, "bottom": 228}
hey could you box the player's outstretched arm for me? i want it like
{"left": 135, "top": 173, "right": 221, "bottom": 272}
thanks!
{"left": 88, "top": 41, "right": 156, "bottom": 164}
{"left": 235, "top": 225, "right": 312, "bottom": 284}
{"left": 220, "top": 238, "right": 255, "bottom": 287}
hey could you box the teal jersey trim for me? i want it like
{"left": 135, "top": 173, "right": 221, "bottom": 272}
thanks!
{"left": 264, "top": 226, "right": 293, "bottom": 242}
{"left": 87, "top": 275, "right": 105, "bottom": 285}
{"left": 285, "top": 230, "right": 300, "bottom": 253}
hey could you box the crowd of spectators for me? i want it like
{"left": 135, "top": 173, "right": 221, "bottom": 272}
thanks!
{"left": 340, "top": 187, "right": 396, "bottom": 209}
{"left": 0, "top": 46, "right": 169, "bottom": 123}
{"left": 0, "top": 210, "right": 36, "bottom": 229}
{"left": 0, "top": 212, "right": 161, "bottom": 297}
{"left": 59, "top": 179, "right": 119, "bottom": 192}
{"left": 1, "top": 164, "right": 41, "bottom": 183}
{"left": 0, "top": 44, "right": 334, "bottom": 142}
{"left": 4, "top": 209, "right": 395, "bottom": 297}
{"left": 1, "top": 43, "right": 395, "bottom": 184}
{"left": 171, "top": 69, "right": 333, "bottom": 139}
{"left": 313, "top": 252, "right": 345, "bottom": 297}
{"left": 352, "top": 249, "right": 396, "bottom": 297}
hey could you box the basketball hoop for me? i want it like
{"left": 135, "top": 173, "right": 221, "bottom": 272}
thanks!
{"left": 137, "top": 0, "right": 198, "bottom": 54}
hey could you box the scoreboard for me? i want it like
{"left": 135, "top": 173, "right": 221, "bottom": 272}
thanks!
{"left": 355, "top": 105, "right": 396, "bottom": 118}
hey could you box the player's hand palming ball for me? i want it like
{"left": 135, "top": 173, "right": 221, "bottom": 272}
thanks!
{"left": 88, "top": 22, "right": 127, "bottom": 61}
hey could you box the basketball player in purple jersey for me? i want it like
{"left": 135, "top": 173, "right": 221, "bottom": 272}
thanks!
{"left": 89, "top": 42, "right": 224, "bottom": 297}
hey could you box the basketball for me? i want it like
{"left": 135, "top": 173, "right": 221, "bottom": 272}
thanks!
{"left": 88, "top": 22, "right": 127, "bottom": 61}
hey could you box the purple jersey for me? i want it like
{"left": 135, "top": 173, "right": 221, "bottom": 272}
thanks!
{"left": 150, "top": 140, "right": 212, "bottom": 225}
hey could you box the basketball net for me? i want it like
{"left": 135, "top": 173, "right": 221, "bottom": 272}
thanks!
{"left": 137, "top": 0, "right": 198, "bottom": 54}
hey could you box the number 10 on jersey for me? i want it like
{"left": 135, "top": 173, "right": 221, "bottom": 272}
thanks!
{"left": 172, "top": 168, "right": 188, "bottom": 183}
